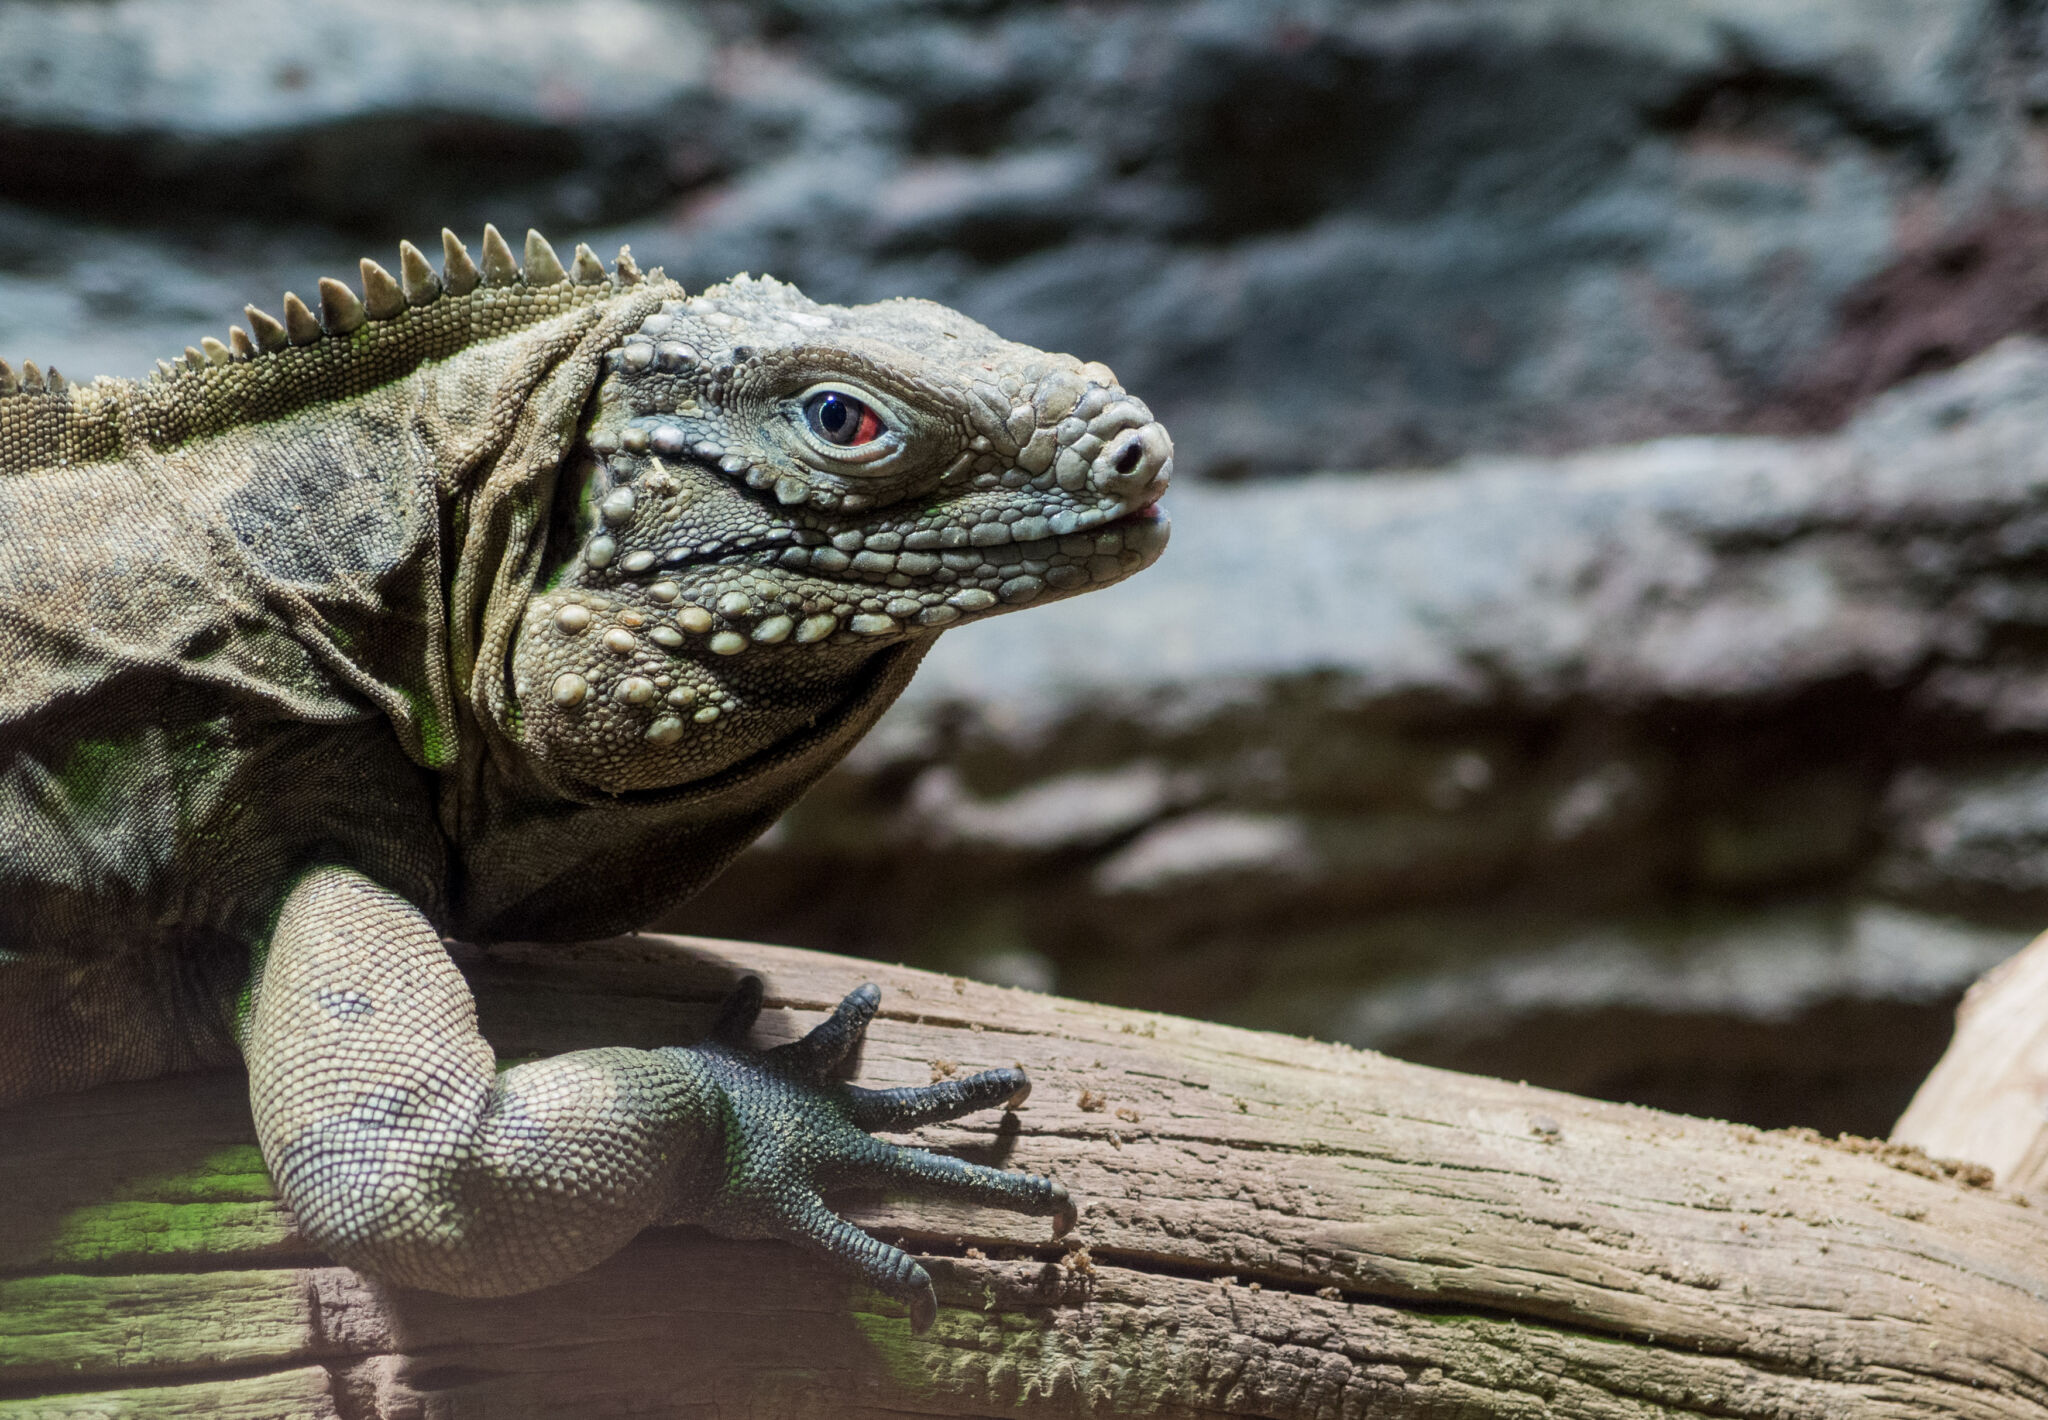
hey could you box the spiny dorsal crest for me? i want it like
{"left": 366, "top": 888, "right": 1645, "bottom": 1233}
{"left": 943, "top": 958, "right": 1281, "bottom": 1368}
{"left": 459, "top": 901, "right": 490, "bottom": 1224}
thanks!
{"left": 0, "top": 359, "right": 66, "bottom": 399}
{"left": 0, "top": 226, "right": 660, "bottom": 475}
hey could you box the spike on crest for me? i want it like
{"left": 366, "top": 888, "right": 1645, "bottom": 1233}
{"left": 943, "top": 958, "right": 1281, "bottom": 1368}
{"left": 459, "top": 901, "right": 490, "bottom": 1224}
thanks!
{"left": 319, "top": 277, "right": 367, "bottom": 335}
{"left": 200, "top": 337, "right": 232, "bottom": 368}
{"left": 615, "top": 246, "right": 643, "bottom": 285}
{"left": 399, "top": 241, "right": 442, "bottom": 305}
{"left": 229, "top": 327, "right": 256, "bottom": 359}
{"left": 155, "top": 360, "right": 177, "bottom": 381}
{"left": 282, "top": 293, "right": 321, "bottom": 345}
{"left": 441, "top": 229, "right": 480, "bottom": 296}
{"left": 479, "top": 225, "right": 520, "bottom": 286}
{"left": 21, "top": 361, "right": 44, "bottom": 392}
{"left": 523, "top": 230, "right": 567, "bottom": 285}
{"left": 246, "top": 305, "right": 289, "bottom": 352}
{"left": 0, "top": 359, "right": 16, "bottom": 396}
{"left": 184, "top": 347, "right": 207, "bottom": 372}
{"left": 572, "top": 243, "right": 606, "bottom": 285}
{"left": 360, "top": 259, "right": 405, "bottom": 320}
{"left": 46, "top": 368, "right": 66, "bottom": 393}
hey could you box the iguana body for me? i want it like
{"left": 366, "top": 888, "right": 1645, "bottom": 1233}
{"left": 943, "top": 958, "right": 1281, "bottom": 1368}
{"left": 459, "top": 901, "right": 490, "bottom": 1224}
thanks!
{"left": 0, "top": 228, "right": 1171, "bottom": 1326}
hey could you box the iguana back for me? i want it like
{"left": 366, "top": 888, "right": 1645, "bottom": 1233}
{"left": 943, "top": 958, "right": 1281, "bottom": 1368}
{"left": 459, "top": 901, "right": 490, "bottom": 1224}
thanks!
{"left": 1, "top": 233, "right": 667, "bottom": 1080}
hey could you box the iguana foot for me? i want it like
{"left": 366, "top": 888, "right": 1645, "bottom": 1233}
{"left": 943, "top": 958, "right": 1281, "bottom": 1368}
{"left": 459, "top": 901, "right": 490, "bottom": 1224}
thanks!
{"left": 678, "top": 977, "right": 1075, "bottom": 1331}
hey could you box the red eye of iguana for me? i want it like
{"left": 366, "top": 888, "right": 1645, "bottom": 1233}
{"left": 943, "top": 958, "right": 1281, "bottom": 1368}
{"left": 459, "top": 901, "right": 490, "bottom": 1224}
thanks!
{"left": 804, "top": 391, "right": 885, "bottom": 447}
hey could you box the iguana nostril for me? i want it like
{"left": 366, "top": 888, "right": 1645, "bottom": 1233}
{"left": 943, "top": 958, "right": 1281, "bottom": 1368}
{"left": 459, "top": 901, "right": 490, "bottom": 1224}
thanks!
{"left": 1092, "top": 421, "right": 1172, "bottom": 497}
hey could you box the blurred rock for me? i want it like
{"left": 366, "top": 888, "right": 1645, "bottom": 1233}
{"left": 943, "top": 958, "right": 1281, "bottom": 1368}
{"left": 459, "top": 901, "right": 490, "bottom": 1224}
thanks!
{"left": 674, "top": 340, "right": 2048, "bottom": 1133}
{"left": 13, "top": 0, "right": 2048, "bottom": 1130}
{"left": 0, "top": 0, "right": 708, "bottom": 135}
{"left": 13, "top": 0, "right": 2048, "bottom": 474}
{"left": 0, "top": 0, "right": 711, "bottom": 231}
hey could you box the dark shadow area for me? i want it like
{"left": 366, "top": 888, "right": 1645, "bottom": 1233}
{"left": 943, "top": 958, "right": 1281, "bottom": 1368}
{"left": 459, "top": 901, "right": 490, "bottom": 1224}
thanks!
{"left": 1379, "top": 995, "right": 1961, "bottom": 1139}
{"left": 0, "top": 116, "right": 694, "bottom": 237}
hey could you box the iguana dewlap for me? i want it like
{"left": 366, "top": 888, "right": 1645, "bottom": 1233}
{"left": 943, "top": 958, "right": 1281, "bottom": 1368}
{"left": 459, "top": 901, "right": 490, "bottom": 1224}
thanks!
{"left": 0, "top": 227, "right": 1170, "bottom": 1329}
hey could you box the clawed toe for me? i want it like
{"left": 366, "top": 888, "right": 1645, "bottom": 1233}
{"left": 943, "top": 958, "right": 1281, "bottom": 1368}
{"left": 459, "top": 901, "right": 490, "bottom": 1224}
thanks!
{"left": 847, "top": 1067, "right": 1031, "bottom": 1131}
{"left": 906, "top": 1282, "right": 938, "bottom": 1332}
{"left": 775, "top": 980, "right": 881, "bottom": 1076}
{"left": 776, "top": 1193, "right": 940, "bottom": 1332}
{"left": 864, "top": 1143, "right": 1072, "bottom": 1227}
{"left": 710, "top": 974, "right": 765, "bottom": 1044}
{"left": 1050, "top": 1180, "right": 1078, "bottom": 1236}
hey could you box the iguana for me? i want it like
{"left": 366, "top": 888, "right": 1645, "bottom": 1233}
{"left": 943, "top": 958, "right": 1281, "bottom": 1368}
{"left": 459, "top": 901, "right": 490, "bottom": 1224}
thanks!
{"left": 0, "top": 226, "right": 1171, "bottom": 1330}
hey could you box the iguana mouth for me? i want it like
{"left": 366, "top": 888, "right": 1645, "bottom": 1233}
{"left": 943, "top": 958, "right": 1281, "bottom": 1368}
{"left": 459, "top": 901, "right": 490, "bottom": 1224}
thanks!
{"left": 644, "top": 488, "right": 1170, "bottom": 613}
{"left": 1113, "top": 498, "right": 1170, "bottom": 533}
{"left": 592, "top": 412, "right": 1171, "bottom": 618}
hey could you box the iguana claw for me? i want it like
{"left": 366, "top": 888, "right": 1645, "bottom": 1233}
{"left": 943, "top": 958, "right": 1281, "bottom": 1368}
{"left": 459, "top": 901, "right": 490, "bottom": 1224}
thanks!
{"left": 678, "top": 977, "right": 1074, "bottom": 1331}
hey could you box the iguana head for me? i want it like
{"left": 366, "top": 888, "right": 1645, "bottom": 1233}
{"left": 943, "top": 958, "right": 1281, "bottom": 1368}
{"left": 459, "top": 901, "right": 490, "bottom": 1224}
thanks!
{"left": 513, "top": 273, "right": 1172, "bottom": 793}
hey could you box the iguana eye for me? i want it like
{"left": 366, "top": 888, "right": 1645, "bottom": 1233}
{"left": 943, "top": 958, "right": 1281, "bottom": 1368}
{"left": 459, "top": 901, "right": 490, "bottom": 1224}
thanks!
{"left": 804, "top": 391, "right": 885, "bottom": 447}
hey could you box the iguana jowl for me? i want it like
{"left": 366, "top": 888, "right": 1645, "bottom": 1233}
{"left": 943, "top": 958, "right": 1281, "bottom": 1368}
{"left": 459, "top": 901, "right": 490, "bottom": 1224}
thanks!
{"left": 0, "top": 226, "right": 1171, "bottom": 1329}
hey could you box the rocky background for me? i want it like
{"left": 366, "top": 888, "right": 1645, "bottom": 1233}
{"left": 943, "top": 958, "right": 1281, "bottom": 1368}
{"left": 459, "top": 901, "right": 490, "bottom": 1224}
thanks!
{"left": 11, "top": 0, "right": 2048, "bottom": 1136}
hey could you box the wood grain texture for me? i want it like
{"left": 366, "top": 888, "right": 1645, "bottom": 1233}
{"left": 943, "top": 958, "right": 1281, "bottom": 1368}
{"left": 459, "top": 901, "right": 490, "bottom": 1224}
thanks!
{"left": 0, "top": 1367, "right": 338, "bottom": 1420}
{"left": 2, "top": 933, "right": 2044, "bottom": 1418}
{"left": 1895, "top": 926, "right": 2048, "bottom": 1193}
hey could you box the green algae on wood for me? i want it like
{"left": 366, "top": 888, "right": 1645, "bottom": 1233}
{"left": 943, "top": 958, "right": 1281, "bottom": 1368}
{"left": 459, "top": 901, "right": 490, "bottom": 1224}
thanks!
{"left": 0, "top": 1363, "right": 337, "bottom": 1420}
{"left": 0, "top": 1270, "right": 319, "bottom": 1379}
{"left": 26, "top": 1147, "right": 296, "bottom": 1271}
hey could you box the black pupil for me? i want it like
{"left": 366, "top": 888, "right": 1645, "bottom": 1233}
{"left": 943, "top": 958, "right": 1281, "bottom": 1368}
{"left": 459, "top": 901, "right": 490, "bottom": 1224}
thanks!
{"left": 812, "top": 391, "right": 870, "bottom": 444}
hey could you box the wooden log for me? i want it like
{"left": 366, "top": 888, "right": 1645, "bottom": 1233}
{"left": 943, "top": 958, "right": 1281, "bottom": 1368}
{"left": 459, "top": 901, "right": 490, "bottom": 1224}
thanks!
{"left": 1893, "top": 926, "right": 2048, "bottom": 1194}
{"left": 3, "top": 933, "right": 2045, "bottom": 1419}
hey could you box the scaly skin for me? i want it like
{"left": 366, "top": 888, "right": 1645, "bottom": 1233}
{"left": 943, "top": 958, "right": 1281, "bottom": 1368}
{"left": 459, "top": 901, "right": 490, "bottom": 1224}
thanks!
{"left": 0, "top": 227, "right": 1168, "bottom": 1328}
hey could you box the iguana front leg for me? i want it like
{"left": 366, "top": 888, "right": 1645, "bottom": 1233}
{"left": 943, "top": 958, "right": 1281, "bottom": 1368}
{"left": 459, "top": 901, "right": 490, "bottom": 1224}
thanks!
{"left": 245, "top": 865, "right": 1071, "bottom": 1326}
